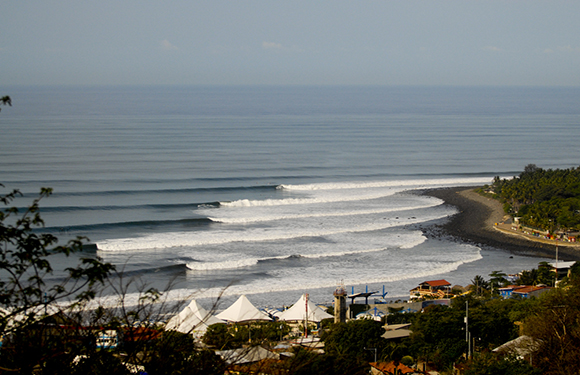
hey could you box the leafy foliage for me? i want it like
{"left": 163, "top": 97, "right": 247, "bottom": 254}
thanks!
{"left": 491, "top": 165, "right": 580, "bottom": 232}
{"left": 523, "top": 278, "right": 580, "bottom": 375}
{"left": 463, "top": 351, "right": 541, "bottom": 375}
{"left": 408, "top": 304, "right": 466, "bottom": 370}
{"left": 202, "top": 321, "right": 291, "bottom": 349}
{"left": 0, "top": 185, "right": 115, "bottom": 336}
{"left": 321, "top": 319, "right": 387, "bottom": 374}
{"left": 0, "top": 95, "right": 11, "bottom": 112}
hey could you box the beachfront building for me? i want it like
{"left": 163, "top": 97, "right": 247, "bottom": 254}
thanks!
{"left": 499, "top": 285, "right": 552, "bottom": 299}
{"left": 549, "top": 260, "right": 577, "bottom": 280}
{"left": 409, "top": 279, "right": 451, "bottom": 299}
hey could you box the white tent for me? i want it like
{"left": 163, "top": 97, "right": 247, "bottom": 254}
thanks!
{"left": 278, "top": 294, "right": 333, "bottom": 323}
{"left": 216, "top": 295, "right": 271, "bottom": 323}
{"left": 166, "top": 300, "right": 224, "bottom": 335}
{"left": 356, "top": 307, "right": 385, "bottom": 321}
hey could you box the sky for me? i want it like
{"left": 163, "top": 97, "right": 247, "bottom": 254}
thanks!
{"left": 1, "top": 1, "right": 579, "bottom": 86}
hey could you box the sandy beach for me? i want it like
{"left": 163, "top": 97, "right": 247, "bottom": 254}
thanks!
{"left": 423, "top": 187, "right": 580, "bottom": 262}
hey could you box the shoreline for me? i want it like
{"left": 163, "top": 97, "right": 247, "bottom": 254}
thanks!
{"left": 422, "top": 186, "right": 580, "bottom": 262}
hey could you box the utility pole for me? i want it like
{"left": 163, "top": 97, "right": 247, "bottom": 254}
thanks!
{"left": 465, "top": 301, "right": 470, "bottom": 359}
{"left": 364, "top": 347, "right": 377, "bottom": 363}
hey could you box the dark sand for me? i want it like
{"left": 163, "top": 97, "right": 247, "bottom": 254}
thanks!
{"left": 422, "top": 187, "right": 580, "bottom": 262}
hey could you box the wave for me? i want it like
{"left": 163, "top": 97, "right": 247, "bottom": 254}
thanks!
{"left": 172, "top": 238, "right": 428, "bottom": 272}
{"left": 278, "top": 176, "right": 492, "bottom": 191}
{"left": 220, "top": 177, "right": 490, "bottom": 208}
{"left": 113, "top": 263, "right": 189, "bottom": 278}
{"left": 96, "top": 216, "right": 435, "bottom": 251}
{"left": 47, "top": 184, "right": 278, "bottom": 198}
{"left": 220, "top": 190, "right": 399, "bottom": 207}
{"left": 208, "top": 202, "right": 439, "bottom": 224}
{"left": 45, "top": 217, "right": 212, "bottom": 233}
{"left": 37, "top": 202, "right": 220, "bottom": 213}
{"left": 164, "top": 246, "right": 485, "bottom": 301}
{"left": 186, "top": 258, "right": 260, "bottom": 271}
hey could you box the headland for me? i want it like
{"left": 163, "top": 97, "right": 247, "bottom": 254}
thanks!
{"left": 422, "top": 186, "right": 580, "bottom": 262}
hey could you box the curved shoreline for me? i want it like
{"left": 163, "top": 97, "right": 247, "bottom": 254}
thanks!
{"left": 422, "top": 186, "right": 580, "bottom": 262}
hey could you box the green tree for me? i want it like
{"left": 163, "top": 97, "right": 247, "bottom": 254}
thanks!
{"left": 408, "top": 304, "right": 466, "bottom": 370}
{"left": 143, "top": 331, "right": 225, "bottom": 375}
{"left": 0, "top": 186, "right": 115, "bottom": 334}
{"left": 463, "top": 351, "right": 541, "bottom": 375}
{"left": 492, "top": 166, "right": 580, "bottom": 232}
{"left": 0, "top": 95, "right": 11, "bottom": 112}
{"left": 470, "top": 275, "right": 490, "bottom": 296}
{"left": 488, "top": 270, "right": 508, "bottom": 294}
{"left": 322, "top": 319, "right": 387, "bottom": 375}
{"left": 537, "top": 261, "right": 556, "bottom": 286}
{"left": 0, "top": 185, "right": 117, "bottom": 372}
{"left": 524, "top": 279, "right": 580, "bottom": 374}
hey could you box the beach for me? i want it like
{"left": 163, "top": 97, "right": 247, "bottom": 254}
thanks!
{"left": 423, "top": 187, "right": 580, "bottom": 262}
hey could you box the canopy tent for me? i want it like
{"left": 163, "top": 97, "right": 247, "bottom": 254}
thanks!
{"left": 166, "top": 299, "right": 224, "bottom": 335}
{"left": 278, "top": 294, "right": 332, "bottom": 323}
{"left": 356, "top": 307, "right": 385, "bottom": 321}
{"left": 216, "top": 295, "right": 271, "bottom": 323}
{"left": 263, "top": 308, "right": 283, "bottom": 320}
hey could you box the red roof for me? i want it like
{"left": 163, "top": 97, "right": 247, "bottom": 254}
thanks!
{"left": 424, "top": 279, "right": 451, "bottom": 287}
{"left": 370, "top": 361, "right": 417, "bottom": 374}
{"left": 513, "top": 286, "right": 550, "bottom": 294}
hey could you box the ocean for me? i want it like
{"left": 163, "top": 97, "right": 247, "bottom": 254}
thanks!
{"left": 1, "top": 85, "right": 579, "bottom": 310}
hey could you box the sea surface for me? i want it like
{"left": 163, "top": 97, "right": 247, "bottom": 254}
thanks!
{"left": 1, "top": 85, "right": 579, "bottom": 310}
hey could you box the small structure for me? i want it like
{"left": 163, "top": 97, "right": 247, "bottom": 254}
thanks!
{"left": 356, "top": 307, "right": 385, "bottom": 321}
{"left": 216, "top": 346, "right": 279, "bottom": 366}
{"left": 409, "top": 279, "right": 451, "bottom": 299}
{"left": 499, "top": 285, "right": 552, "bottom": 299}
{"left": 333, "top": 283, "right": 347, "bottom": 323}
{"left": 216, "top": 295, "right": 271, "bottom": 323}
{"left": 96, "top": 330, "right": 118, "bottom": 349}
{"left": 549, "top": 260, "right": 576, "bottom": 279}
{"left": 493, "top": 335, "right": 540, "bottom": 361}
{"left": 381, "top": 323, "right": 413, "bottom": 341}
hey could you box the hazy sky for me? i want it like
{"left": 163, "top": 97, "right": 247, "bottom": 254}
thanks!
{"left": 2, "top": 1, "right": 579, "bottom": 86}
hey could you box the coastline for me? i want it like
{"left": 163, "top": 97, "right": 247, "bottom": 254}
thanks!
{"left": 422, "top": 186, "right": 580, "bottom": 262}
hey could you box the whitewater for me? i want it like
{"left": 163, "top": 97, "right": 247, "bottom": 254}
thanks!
{"left": 2, "top": 85, "right": 579, "bottom": 309}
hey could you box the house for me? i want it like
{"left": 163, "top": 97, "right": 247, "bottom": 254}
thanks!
{"left": 548, "top": 261, "right": 576, "bottom": 279}
{"left": 216, "top": 346, "right": 279, "bottom": 366}
{"left": 409, "top": 280, "right": 451, "bottom": 299}
{"left": 493, "top": 335, "right": 540, "bottom": 361}
{"left": 499, "top": 285, "right": 552, "bottom": 299}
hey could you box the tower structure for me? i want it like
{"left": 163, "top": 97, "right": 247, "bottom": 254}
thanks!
{"left": 333, "top": 281, "right": 347, "bottom": 323}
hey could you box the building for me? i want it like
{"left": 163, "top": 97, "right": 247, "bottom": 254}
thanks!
{"left": 499, "top": 285, "right": 552, "bottom": 299}
{"left": 333, "top": 283, "right": 347, "bottom": 323}
{"left": 409, "top": 279, "right": 451, "bottom": 299}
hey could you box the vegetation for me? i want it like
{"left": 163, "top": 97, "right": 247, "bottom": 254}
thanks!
{"left": 0, "top": 186, "right": 115, "bottom": 336}
{"left": 3, "top": 150, "right": 580, "bottom": 373}
{"left": 488, "top": 164, "right": 580, "bottom": 233}
{"left": 0, "top": 185, "right": 228, "bottom": 374}
{"left": 0, "top": 95, "right": 10, "bottom": 112}
{"left": 202, "top": 321, "right": 291, "bottom": 349}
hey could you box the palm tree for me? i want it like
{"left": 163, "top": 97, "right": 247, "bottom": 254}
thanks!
{"left": 470, "top": 275, "right": 489, "bottom": 296}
